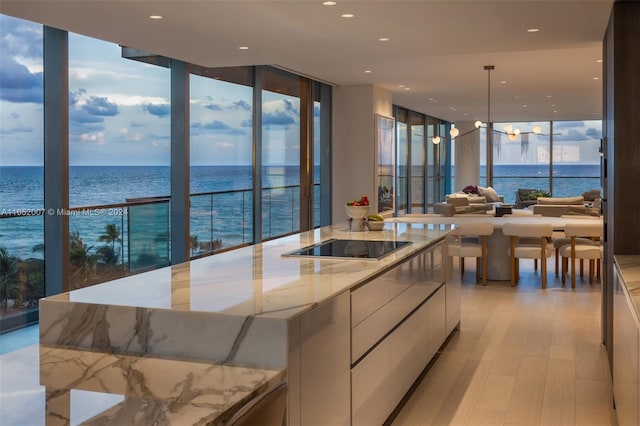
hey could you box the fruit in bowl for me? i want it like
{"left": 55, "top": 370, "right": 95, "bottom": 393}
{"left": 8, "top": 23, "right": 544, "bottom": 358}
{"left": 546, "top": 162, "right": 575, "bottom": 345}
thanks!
{"left": 345, "top": 195, "right": 370, "bottom": 231}
{"left": 366, "top": 213, "right": 385, "bottom": 230}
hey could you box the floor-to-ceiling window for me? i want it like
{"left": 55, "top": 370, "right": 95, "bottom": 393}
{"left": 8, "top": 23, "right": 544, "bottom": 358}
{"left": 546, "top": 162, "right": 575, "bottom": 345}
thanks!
{"left": 492, "top": 121, "right": 550, "bottom": 204}
{"left": 189, "top": 67, "right": 254, "bottom": 257}
{"left": 486, "top": 120, "right": 601, "bottom": 203}
{"left": 67, "top": 33, "right": 171, "bottom": 289}
{"left": 0, "top": 15, "right": 44, "bottom": 330}
{"left": 261, "top": 68, "right": 302, "bottom": 239}
{"left": 552, "top": 120, "right": 602, "bottom": 197}
{"left": 395, "top": 108, "right": 409, "bottom": 214}
{"left": 0, "top": 14, "right": 331, "bottom": 332}
{"left": 410, "top": 113, "right": 425, "bottom": 213}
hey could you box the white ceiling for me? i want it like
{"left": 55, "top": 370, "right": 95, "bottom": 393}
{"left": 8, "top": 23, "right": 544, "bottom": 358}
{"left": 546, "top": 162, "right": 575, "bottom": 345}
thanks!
{"left": 0, "top": 0, "right": 613, "bottom": 123}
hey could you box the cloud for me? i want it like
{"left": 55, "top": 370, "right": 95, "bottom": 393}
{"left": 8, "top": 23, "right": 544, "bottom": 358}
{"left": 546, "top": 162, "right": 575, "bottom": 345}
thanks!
{"left": 191, "top": 120, "right": 245, "bottom": 135}
{"left": 263, "top": 111, "right": 295, "bottom": 126}
{"left": 205, "top": 103, "right": 223, "bottom": 111}
{"left": 83, "top": 96, "right": 118, "bottom": 116}
{"left": 215, "top": 141, "right": 234, "bottom": 149}
{"left": 314, "top": 104, "right": 321, "bottom": 117}
{"left": 233, "top": 100, "right": 251, "bottom": 111}
{"left": 0, "top": 124, "right": 33, "bottom": 134}
{"left": 283, "top": 99, "right": 298, "bottom": 115}
{"left": 142, "top": 103, "right": 170, "bottom": 118}
{"left": 585, "top": 127, "right": 601, "bottom": 139}
{"left": 553, "top": 121, "right": 585, "bottom": 129}
{"left": 240, "top": 119, "right": 252, "bottom": 127}
{"left": 0, "top": 15, "right": 43, "bottom": 58}
{"left": 554, "top": 129, "right": 589, "bottom": 141}
{"left": 0, "top": 56, "right": 43, "bottom": 103}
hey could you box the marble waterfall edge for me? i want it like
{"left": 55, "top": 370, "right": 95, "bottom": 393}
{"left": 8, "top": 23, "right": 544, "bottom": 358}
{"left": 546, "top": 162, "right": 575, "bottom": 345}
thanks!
{"left": 39, "top": 299, "right": 287, "bottom": 368}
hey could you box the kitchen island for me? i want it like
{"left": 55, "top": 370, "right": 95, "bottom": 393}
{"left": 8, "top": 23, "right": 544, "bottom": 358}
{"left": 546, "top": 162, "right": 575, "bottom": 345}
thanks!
{"left": 39, "top": 222, "right": 460, "bottom": 425}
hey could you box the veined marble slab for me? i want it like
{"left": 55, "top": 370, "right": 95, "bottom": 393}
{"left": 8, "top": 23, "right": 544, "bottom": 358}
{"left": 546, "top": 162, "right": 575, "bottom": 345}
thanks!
{"left": 39, "top": 346, "right": 285, "bottom": 426}
{"left": 614, "top": 255, "right": 640, "bottom": 327}
{"left": 40, "top": 223, "right": 451, "bottom": 364}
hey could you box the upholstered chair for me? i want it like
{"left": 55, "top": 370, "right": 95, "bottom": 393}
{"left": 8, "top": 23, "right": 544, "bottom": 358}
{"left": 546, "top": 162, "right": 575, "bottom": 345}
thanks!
{"left": 446, "top": 222, "right": 494, "bottom": 285}
{"left": 502, "top": 223, "right": 554, "bottom": 288}
{"left": 559, "top": 222, "right": 603, "bottom": 289}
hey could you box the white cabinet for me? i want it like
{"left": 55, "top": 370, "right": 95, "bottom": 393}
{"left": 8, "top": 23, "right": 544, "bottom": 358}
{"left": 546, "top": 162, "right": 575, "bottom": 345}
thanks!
{"left": 613, "top": 265, "right": 639, "bottom": 426}
{"left": 351, "top": 241, "right": 451, "bottom": 425}
{"left": 297, "top": 292, "right": 351, "bottom": 426}
{"left": 427, "top": 286, "right": 446, "bottom": 361}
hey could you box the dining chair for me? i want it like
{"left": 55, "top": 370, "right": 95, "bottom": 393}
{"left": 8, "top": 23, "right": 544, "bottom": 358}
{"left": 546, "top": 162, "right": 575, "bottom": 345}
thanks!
{"left": 502, "top": 222, "right": 554, "bottom": 288}
{"left": 559, "top": 222, "right": 603, "bottom": 289}
{"left": 553, "top": 215, "right": 601, "bottom": 277}
{"left": 225, "top": 382, "right": 287, "bottom": 426}
{"left": 446, "top": 222, "right": 494, "bottom": 285}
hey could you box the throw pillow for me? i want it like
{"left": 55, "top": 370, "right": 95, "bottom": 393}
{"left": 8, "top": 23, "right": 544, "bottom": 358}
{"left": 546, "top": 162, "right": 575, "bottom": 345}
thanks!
{"left": 478, "top": 186, "right": 500, "bottom": 202}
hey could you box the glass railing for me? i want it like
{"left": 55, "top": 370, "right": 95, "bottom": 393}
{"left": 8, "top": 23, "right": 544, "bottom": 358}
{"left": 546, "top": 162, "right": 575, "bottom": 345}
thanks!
{"left": 67, "top": 198, "right": 170, "bottom": 290}
{"left": 262, "top": 184, "right": 300, "bottom": 240}
{"left": 492, "top": 177, "right": 549, "bottom": 204}
{"left": 1, "top": 182, "right": 318, "bottom": 327}
{"left": 492, "top": 176, "right": 600, "bottom": 204}
{"left": 0, "top": 212, "right": 44, "bottom": 330}
{"left": 190, "top": 189, "right": 253, "bottom": 258}
{"left": 552, "top": 177, "right": 601, "bottom": 198}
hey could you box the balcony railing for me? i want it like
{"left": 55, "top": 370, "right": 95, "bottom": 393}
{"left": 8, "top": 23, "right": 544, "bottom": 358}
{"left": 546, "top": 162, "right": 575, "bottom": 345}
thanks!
{"left": 0, "top": 183, "right": 319, "bottom": 329}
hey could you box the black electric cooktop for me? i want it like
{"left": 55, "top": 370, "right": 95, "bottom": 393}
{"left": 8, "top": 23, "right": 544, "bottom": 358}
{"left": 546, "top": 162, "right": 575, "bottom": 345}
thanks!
{"left": 283, "top": 239, "right": 412, "bottom": 260}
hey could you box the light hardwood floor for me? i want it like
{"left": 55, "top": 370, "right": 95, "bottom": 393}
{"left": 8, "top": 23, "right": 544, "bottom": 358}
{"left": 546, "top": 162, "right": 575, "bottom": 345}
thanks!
{"left": 393, "top": 258, "right": 616, "bottom": 426}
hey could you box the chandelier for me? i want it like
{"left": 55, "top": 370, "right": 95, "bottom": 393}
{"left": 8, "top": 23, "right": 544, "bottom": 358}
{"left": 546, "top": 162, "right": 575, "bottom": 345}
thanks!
{"left": 432, "top": 65, "right": 547, "bottom": 145}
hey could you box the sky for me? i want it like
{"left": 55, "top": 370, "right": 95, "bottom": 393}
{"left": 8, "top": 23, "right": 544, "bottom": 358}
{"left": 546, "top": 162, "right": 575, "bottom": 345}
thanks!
{"left": 0, "top": 14, "right": 304, "bottom": 167}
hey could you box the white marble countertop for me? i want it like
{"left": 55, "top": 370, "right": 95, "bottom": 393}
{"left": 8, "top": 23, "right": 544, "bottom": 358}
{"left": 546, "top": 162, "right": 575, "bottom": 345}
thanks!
{"left": 614, "top": 255, "right": 640, "bottom": 327}
{"left": 39, "top": 346, "right": 285, "bottom": 425}
{"left": 45, "top": 222, "right": 452, "bottom": 321}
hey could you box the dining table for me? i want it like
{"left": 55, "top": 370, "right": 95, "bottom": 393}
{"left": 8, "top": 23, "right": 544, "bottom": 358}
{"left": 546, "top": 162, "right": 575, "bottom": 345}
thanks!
{"left": 389, "top": 213, "right": 603, "bottom": 281}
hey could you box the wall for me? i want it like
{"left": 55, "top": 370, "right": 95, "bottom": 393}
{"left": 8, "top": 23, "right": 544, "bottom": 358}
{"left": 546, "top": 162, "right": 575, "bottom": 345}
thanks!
{"left": 603, "top": 0, "right": 640, "bottom": 371}
{"left": 331, "top": 85, "right": 392, "bottom": 224}
{"left": 453, "top": 121, "right": 481, "bottom": 192}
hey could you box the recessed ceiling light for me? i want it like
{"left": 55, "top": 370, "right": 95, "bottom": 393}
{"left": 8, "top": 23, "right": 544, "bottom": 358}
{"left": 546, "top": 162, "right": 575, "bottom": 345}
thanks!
{"left": 546, "top": 95, "right": 552, "bottom": 98}
{"left": 514, "top": 96, "right": 520, "bottom": 99}
{"left": 551, "top": 104, "right": 556, "bottom": 107}
{"left": 149, "top": 15, "right": 163, "bottom": 19}
{"left": 593, "top": 76, "right": 600, "bottom": 80}
{"left": 364, "top": 70, "right": 372, "bottom": 73}
{"left": 522, "top": 105, "right": 528, "bottom": 108}
{"left": 238, "top": 46, "right": 249, "bottom": 50}
{"left": 378, "top": 37, "right": 390, "bottom": 42}
{"left": 464, "top": 113, "right": 469, "bottom": 116}
{"left": 398, "top": 84, "right": 405, "bottom": 88}
{"left": 404, "top": 87, "right": 410, "bottom": 91}
{"left": 553, "top": 110, "right": 558, "bottom": 113}
{"left": 341, "top": 13, "right": 354, "bottom": 18}
{"left": 527, "top": 28, "right": 540, "bottom": 33}
{"left": 322, "top": 1, "right": 337, "bottom": 5}
{"left": 596, "top": 59, "right": 603, "bottom": 63}
{"left": 500, "top": 81, "right": 507, "bottom": 84}
{"left": 449, "top": 106, "right": 456, "bottom": 111}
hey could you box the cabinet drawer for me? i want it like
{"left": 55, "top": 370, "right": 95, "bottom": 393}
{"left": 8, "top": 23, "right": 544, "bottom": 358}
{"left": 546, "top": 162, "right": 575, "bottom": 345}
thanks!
{"left": 351, "top": 257, "right": 417, "bottom": 328}
{"left": 351, "top": 303, "right": 390, "bottom": 363}
{"left": 351, "top": 336, "right": 392, "bottom": 426}
{"left": 390, "top": 300, "right": 428, "bottom": 408}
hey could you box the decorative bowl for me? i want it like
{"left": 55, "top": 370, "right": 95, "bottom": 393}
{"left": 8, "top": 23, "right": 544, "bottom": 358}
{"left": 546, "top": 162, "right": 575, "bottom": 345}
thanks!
{"left": 345, "top": 205, "right": 369, "bottom": 219}
{"left": 367, "top": 220, "right": 385, "bottom": 231}
{"left": 345, "top": 205, "right": 369, "bottom": 231}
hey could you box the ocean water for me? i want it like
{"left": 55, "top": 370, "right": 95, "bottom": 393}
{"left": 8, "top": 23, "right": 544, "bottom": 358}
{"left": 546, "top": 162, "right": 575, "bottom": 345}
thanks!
{"left": 0, "top": 165, "right": 311, "bottom": 260}
{"left": 1, "top": 164, "right": 600, "bottom": 260}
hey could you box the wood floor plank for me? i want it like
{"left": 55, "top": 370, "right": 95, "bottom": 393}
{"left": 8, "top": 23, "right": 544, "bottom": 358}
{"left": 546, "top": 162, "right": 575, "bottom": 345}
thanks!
{"left": 504, "top": 356, "right": 548, "bottom": 426}
{"left": 392, "top": 259, "right": 614, "bottom": 426}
